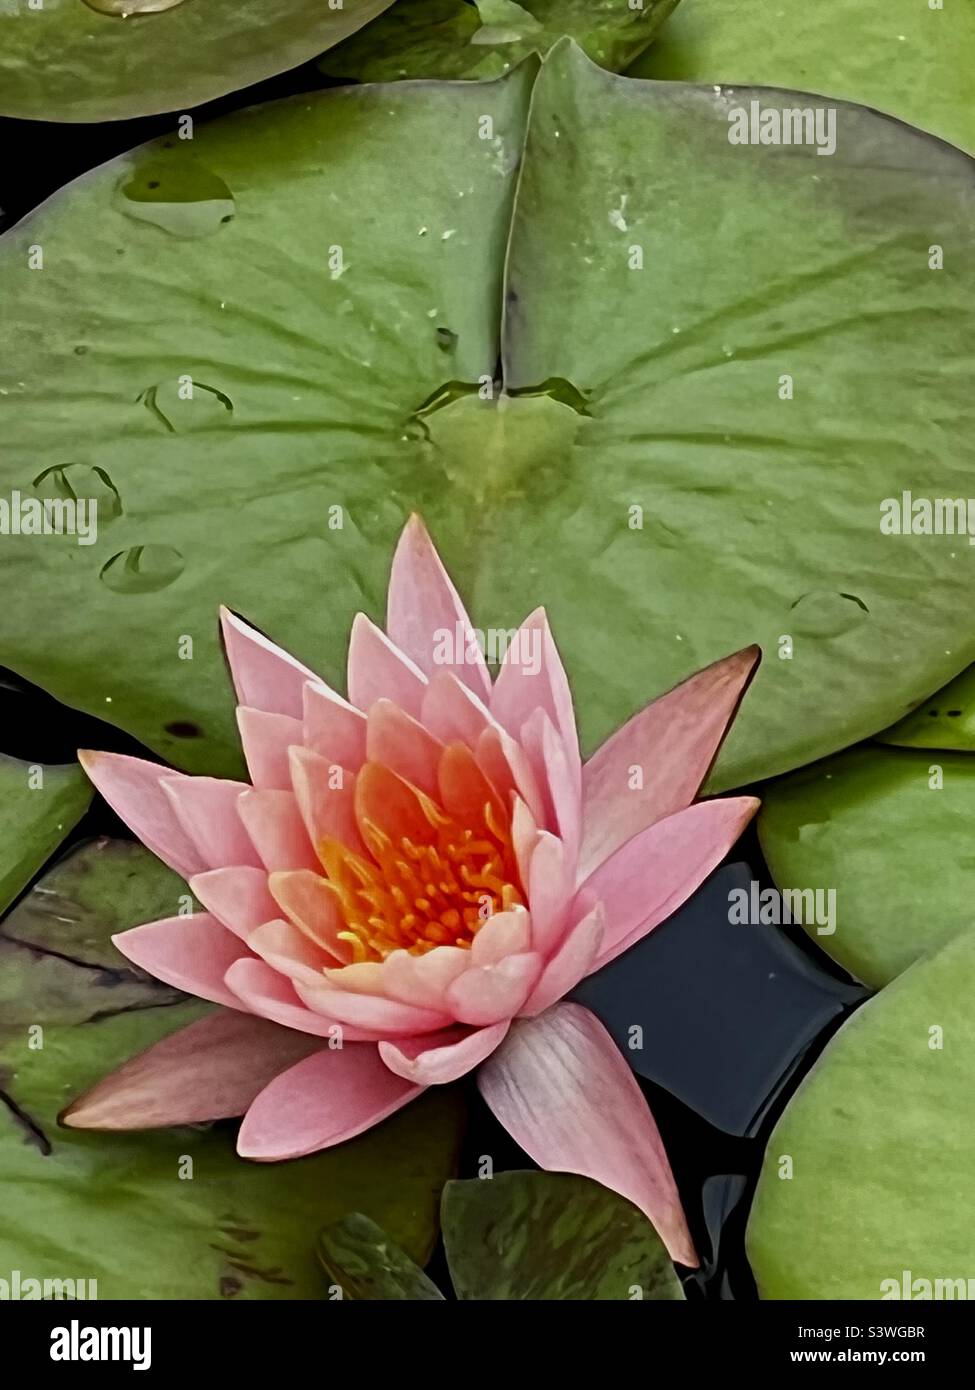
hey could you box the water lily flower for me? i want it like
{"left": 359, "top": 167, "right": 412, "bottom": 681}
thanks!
{"left": 65, "top": 516, "right": 760, "bottom": 1268}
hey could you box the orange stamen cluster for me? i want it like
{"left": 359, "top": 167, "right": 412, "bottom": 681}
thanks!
{"left": 319, "top": 772, "right": 523, "bottom": 964}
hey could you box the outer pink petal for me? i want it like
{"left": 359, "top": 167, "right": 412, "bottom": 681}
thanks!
{"left": 62, "top": 1010, "right": 323, "bottom": 1130}
{"left": 77, "top": 750, "right": 205, "bottom": 879}
{"left": 302, "top": 680, "right": 367, "bottom": 768}
{"left": 295, "top": 979, "right": 453, "bottom": 1036}
{"left": 478, "top": 1003, "right": 698, "bottom": 1267}
{"left": 220, "top": 606, "right": 320, "bottom": 717}
{"left": 160, "top": 775, "right": 260, "bottom": 869}
{"left": 347, "top": 613, "right": 427, "bottom": 718}
{"left": 490, "top": 607, "right": 580, "bottom": 777}
{"left": 237, "top": 1045, "right": 423, "bottom": 1161}
{"left": 236, "top": 707, "right": 302, "bottom": 790}
{"left": 420, "top": 670, "right": 496, "bottom": 748}
{"left": 521, "top": 900, "right": 604, "bottom": 1016}
{"left": 366, "top": 699, "right": 444, "bottom": 798}
{"left": 475, "top": 725, "right": 546, "bottom": 828}
{"left": 289, "top": 748, "right": 362, "bottom": 854}
{"left": 527, "top": 831, "right": 573, "bottom": 956}
{"left": 584, "top": 796, "right": 760, "bottom": 972}
{"left": 379, "top": 1021, "right": 509, "bottom": 1085}
{"left": 445, "top": 951, "right": 542, "bottom": 1026}
{"left": 112, "top": 914, "right": 252, "bottom": 1010}
{"left": 578, "top": 645, "right": 761, "bottom": 881}
{"left": 237, "top": 789, "right": 320, "bottom": 871}
{"left": 387, "top": 514, "right": 492, "bottom": 699}
{"left": 224, "top": 958, "right": 372, "bottom": 1040}
{"left": 190, "top": 867, "right": 279, "bottom": 940}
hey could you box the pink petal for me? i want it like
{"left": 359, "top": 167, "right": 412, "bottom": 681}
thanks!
{"left": 387, "top": 514, "right": 492, "bottom": 699}
{"left": 578, "top": 645, "right": 761, "bottom": 881}
{"left": 236, "top": 707, "right": 303, "bottom": 790}
{"left": 347, "top": 613, "right": 427, "bottom": 718}
{"left": 237, "top": 789, "right": 320, "bottom": 872}
{"left": 445, "top": 951, "right": 542, "bottom": 1026}
{"left": 77, "top": 750, "right": 205, "bottom": 880}
{"left": 267, "top": 869, "right": 350, "bottom": 961}
{"left": 224, "top": 958, "right": 372, "bottom": 1039}
{"left": 379, "top": 946, "right": 472, "bottom": 1010}
{"left": 237, "top": 1045, "right": 423, "bottom": 1161}
{"left": 189, "top": 866, "right": 279, "bottom": 940}
{"left": 220, "top": 606, "right": 320, "bottom": 717}
{"left": 584, "top": 797, "right": 760, "bottom": 971}
{"left": 527, "top": 831, "right": 573, "bottom": 956}
{"left": 511, "top": 795, "right": 539, "bottom": 887}
{"left": 302, "top": 679, "right": 367, "bottom": 768}
{"left": 470, "top": 906, "right": 532, "bottom": 966}
{"left": 62, "top": 1010, "right": 324, "bottom": 1130}
{"left": 522, "top": 900, "right": 604, "bottom": 1016}
{"left": 247, "top": 919, "right": 331, "bottom": 987}
{"left": 475, "top": 724, "right": 546, "bottom": 828}
{"left": 419, "top": 670, "right": 496, "bottom": 748}
{"left": 379, "top": 1021, "right": 509, "bottom": 1085}
{"left": 161, "top": 775, "right": 260, "bottom": 869}
{"left": 112, "top": 913, "right": 252, "bottom": 1010}
{"left": 478, "top": 1003, "right": 698, "bottom": 1266}
{"left": 522, "top": 710, "right": 581, "bottom": 868}
{"left": 295, "top": 979, "right": 453, "bottom": 1037}
{"left": 366, "top": 699, "right": 444, "bottom": 798}
{"left": 289, "top": 747, "right": 362, "bottom": 854}
{"left": 490, "top": 607, "right": 580, "bottom": 779}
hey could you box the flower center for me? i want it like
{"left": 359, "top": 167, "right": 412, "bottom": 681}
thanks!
{"left": 318, "top": 760, "right": 523, "bottom": 964}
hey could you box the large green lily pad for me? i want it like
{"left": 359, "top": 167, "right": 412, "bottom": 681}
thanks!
{"left": 0, "top": 754, "right": 92, "bottom": 917}
{"left": 880, "top": 662, "right": 975, "bottom": 753}
{"left": 1, "top": 44, "right": 975, "bottom": 790}
{"left": 0, "top": 837, "right": 464, "bottom": 1297}
{"left": 747, "top": 931, "right": 975, "bottom": 1300}
{"left": 0, "top": 0, "right": 395, "bottom": 123}
{"left": 759, "top": 747, "right": 975, "bottom": 988}
{"left": 442, "top": 1170, "right": 684, "bottom": 1299}
{"left": 321, "top": 0, "right": 679, "bottom": 82}
{"left": 628, "top": 0, "right": 975, "bottom": 155}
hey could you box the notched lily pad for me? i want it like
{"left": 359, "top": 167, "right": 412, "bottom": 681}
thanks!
{"left": 321, "top": 0, "right": 679, "bottom": 83}
{"left": 880, "top": 662, "right": 975, "bottom": 752}
{"left": 1, "top": 44, "right": 974, "bottom": 791}
{"left": 747, "top": 932, "right": 975, "bottom": 1299}
{"left": 442, "top": 1170, "right": 685, "bottom": 1299}
{"left": 317, "top": 1213, "right": 445, "bottom": 1300}
{"left": 0, "top": 0, "right": 397, "bottom": 122}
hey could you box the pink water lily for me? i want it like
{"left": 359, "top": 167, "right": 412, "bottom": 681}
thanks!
{"left": 66, "top": 516, "right": 760, "bottom": 1268}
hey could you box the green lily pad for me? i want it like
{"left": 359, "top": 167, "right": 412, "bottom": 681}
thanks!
{"left": 747, "top": 931, "right": 975, "bottom": 1299}
{"left": 879, "top": 662, "right": 975, "bottom": 752}
{"left": 317, "top": 1213, "right": 445, "bottom": 1299}
{"left": 0, "top": 754, "right": 92, "bottom": 917}
{"left": 762, "top": 750, "right": 975, "bottom": 989}
{"left": 442, "top": 1170, "right": 685, "bottom": 1299}
{"left": 759, "top": 746, "right": 975, "bottom": 988}
{"left": 628, "top": 0, "right": 975, "bottom": 155}
{"left": 0, "top": 0, "right": 396, "bottom": 123}
{"left": 0, "top": 837, "right": 464, "bottom": 1297}
{"left": 2, "top": 45, "right": 975, "bottom": 791}
{"left": 321, "top": 0, "right": 679, "bottom": 82}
